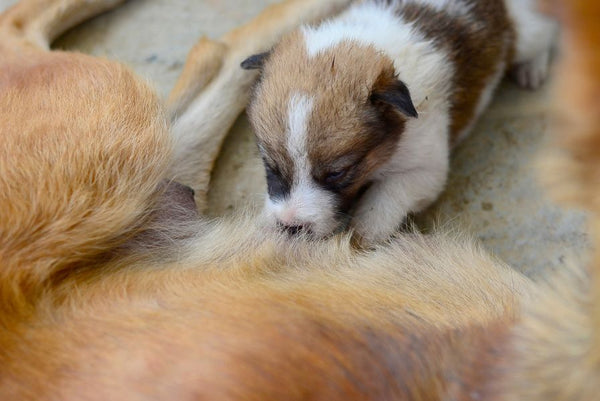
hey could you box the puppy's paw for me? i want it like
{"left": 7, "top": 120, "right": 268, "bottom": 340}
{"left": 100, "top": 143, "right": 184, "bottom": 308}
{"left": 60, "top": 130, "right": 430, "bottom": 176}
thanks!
{"left": 511, "top": 49, "right": 551, "bottom": 90}
{"left": 350, "top": 207, "right": 402, "bottom": 248}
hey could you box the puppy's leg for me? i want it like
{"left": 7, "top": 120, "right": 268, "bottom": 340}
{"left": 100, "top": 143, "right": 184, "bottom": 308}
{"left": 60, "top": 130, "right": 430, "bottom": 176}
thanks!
{"left": 351, "top": 164, "right": 449, "bottom": 246}
{"left": 167, "top": 0, "right": 353, "bottom": 212}
{"left": 167, "top": 38, "right": 228, "bottom": 121}
{"left": 0, "top": 0, "right": 124, "bottom": 53}
{"left": 350, "top": 118, "right": 450, "bottom": 246}
{"left": 505, "top": 0, "right": 558, "bottom": 89}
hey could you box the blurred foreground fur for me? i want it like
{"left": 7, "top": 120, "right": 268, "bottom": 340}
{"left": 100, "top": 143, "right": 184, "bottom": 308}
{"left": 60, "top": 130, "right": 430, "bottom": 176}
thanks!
{"left": 0, "top": 0, "right": 598, "bottom": 400}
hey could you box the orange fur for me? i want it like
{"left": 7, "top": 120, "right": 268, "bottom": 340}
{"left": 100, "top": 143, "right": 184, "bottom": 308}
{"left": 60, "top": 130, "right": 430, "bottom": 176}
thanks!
{"left": 0, "top": 1, "right": 170, "bottom": 318}
{"left": 0, "top": 0, "right": 598, "bottom": 400}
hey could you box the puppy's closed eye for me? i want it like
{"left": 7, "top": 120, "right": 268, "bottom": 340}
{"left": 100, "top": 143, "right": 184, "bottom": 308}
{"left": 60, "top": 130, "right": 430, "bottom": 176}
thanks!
{"left": 324, "top": 169, "right": 347, "bottom": 183}
{"left": 316, "top": 164, "right": 357, "bottom": 192}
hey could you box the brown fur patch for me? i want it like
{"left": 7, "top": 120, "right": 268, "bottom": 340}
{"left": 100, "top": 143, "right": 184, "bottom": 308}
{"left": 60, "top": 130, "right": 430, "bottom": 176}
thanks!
{"left": 399, "top": 0, "right": 515, "bottom": 144}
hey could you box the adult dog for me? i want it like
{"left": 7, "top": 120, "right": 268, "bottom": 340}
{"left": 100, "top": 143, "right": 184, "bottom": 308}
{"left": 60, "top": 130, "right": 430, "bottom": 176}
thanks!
{"left": 0, "top": 0, "right": 597, "bottom": 400}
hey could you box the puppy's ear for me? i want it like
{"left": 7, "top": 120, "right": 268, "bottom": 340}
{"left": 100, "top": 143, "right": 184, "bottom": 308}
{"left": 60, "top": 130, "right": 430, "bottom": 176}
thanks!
{"left": 241, "top": 51, "right": 271, "bottom": 70}
{"left": 370, "top": 69, "right": 418, "bottom": 118}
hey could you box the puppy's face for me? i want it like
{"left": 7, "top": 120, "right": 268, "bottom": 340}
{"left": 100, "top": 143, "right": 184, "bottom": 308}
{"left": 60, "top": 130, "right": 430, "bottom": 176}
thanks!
{"left": 244, "top": 31, "right": 417, "bottom": 237}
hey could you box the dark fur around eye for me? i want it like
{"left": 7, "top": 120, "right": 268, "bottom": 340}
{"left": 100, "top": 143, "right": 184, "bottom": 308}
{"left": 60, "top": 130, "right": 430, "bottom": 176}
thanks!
{"left": 264, "top": 164, "right": 291, "bottom": 200}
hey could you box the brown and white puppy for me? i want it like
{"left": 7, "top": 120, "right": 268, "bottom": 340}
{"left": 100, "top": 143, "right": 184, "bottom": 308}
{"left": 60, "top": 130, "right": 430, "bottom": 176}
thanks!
{"left": 243, "top": 0, "right": 557, "bottom": 244}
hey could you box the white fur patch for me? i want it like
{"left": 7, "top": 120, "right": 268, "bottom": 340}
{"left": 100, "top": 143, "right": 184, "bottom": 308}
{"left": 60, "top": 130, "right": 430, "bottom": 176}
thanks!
{"left": 264, "top": 93, "right": 339, "bottom": 236}
{"left": 302, "top": 2, "right": 417, "bottom": 59}
{"left": 286, "top": 93, "right": 313, "bottom": 175}
{"left": 265, "top": 182, "right": 338, "bottom": 236}
{"left": 503, "top": 0, "right": 557, "bottom": 64}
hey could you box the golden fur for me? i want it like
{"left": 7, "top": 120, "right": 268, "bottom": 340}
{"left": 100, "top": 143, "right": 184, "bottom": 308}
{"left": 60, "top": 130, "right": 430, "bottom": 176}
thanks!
{"left": 0, "top": 0, "right": 598, "bottom": 400}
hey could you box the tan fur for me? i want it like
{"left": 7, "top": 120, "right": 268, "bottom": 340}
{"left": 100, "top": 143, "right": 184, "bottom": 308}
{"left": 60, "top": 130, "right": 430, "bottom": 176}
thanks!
{"left": 0, "top": 1, "right": 170, "bottom": 317}
{"left": 166, "top": 37, "right": 228, "bottom": 120}
{"left": 0, "top": 0, "right": 598, "bottom": 400}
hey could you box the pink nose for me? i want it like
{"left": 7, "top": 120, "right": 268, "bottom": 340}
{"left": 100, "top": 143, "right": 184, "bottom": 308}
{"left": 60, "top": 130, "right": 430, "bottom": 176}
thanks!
{"left": 276, "top": 208, "right": 313, "bottom": 235}
{"left": 278, "top": 208, "right": 297, "bottom": 226}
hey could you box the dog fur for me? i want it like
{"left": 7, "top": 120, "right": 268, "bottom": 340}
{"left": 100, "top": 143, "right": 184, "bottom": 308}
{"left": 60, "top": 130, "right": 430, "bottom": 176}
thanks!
{"left": 244, "top": 0, "right": 557, "bottom": 244}
{"left": 0, "top": 0, "right": 598, "bottom": 400}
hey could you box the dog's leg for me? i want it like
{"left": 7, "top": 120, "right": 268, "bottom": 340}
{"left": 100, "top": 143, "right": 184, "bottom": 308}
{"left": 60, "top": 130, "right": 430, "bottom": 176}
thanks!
{"left": 351, "top": 164, "right": 449, "bottom": 246}
{"left": 505, "top": 0, "right": 558, "bottom": 89}
{"left": 166, "top": 0, "right": 353, "bottom": 212}
{"left": 0, "top": 0, "right": 124, "bottom": 54}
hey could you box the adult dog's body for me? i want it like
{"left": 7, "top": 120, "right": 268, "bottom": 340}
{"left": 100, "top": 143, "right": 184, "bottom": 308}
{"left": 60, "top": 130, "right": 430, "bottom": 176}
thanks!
{"left": 0, "top": 1, "right": 597, "bottom": 400}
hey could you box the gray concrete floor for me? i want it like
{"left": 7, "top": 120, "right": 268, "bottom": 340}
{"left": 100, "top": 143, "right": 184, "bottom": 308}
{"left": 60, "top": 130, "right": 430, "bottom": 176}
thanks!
{"left": 1, "top": 0, "right": 589, "bottom": 278}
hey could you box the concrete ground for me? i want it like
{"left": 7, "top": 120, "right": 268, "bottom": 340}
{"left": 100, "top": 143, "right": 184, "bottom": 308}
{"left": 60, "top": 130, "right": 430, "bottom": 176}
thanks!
{"left": 1, "top": 0, "right": 589, "bottom": 278}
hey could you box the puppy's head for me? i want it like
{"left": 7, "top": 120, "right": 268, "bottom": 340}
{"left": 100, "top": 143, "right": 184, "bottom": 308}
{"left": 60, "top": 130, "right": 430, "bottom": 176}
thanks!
{"left": 243, "top": 31, "right": 417, "bottom": 237}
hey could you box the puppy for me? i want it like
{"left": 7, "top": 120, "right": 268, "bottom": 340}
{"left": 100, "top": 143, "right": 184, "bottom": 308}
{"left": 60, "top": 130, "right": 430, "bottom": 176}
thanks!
{"left": 243, "top": 0, "right": 557, "bottom": 244}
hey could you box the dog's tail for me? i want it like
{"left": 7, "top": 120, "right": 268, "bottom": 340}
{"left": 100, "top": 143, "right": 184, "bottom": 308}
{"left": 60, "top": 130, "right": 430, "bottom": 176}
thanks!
{"left": 0, "top": 0, "right": 124, "bottom": 55}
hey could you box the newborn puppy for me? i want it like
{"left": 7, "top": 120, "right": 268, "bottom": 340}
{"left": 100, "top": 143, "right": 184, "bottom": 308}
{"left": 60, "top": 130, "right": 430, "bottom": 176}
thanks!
{"left": 243, "top": 0, "right": 556, "bottom": 244}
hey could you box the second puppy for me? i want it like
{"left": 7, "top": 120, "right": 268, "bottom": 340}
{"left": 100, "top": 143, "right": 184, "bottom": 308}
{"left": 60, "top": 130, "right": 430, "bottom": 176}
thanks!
{"left": 243, "top": 0, "right": 556, "bottom": 244}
